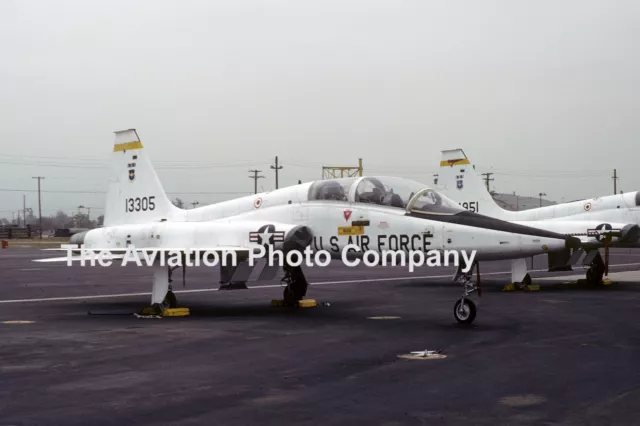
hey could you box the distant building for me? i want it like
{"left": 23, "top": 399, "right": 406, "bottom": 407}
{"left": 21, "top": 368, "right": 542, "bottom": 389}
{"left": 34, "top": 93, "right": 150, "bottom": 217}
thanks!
{"left": 491, "top": 192, "right": 556, "bottom": 211}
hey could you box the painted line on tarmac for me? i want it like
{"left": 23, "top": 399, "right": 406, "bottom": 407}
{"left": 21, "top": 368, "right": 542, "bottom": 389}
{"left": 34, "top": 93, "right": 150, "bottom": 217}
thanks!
{"left": 0, "top": 262, "right": 639, "bottom": 304}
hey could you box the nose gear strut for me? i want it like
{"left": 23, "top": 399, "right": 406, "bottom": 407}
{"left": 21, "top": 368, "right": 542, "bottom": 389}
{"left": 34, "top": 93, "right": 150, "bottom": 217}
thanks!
{"left": 453, "top": 262, "right": 480, "bottom": 324}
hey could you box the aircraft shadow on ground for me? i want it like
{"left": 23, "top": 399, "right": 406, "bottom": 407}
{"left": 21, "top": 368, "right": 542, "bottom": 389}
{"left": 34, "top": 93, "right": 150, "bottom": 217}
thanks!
{"left": 60, "top": 299, "right": 519, "bottom": 335}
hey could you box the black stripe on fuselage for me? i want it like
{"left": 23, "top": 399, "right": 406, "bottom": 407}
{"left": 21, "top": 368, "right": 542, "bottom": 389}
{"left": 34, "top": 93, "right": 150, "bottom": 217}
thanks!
{"left": 407, "top": 210, "right": 581, "bottom": 248}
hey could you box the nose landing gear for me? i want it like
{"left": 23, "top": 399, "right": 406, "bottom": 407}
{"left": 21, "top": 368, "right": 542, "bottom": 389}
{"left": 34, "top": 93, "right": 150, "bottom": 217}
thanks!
{"left": 454, "top": 298, "right": 477, "bottom": 324}
{"left": 453, "top": 262, "right": 480, "bottom": 325}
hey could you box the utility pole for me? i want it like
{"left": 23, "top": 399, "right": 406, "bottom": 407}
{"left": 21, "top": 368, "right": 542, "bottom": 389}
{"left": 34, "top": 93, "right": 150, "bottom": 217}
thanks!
{"left": 23, "top": 194, "right": 26, "bottom": 227}
{"left": 248, "top": 169, "right": 265, "bottom": 194}
{"left": 612, "top": 169, "right": 618, "bottom": 195}
{"left": 32, "top": 176, "right": 44, "bottom": 239}
{"left": 190, "top": 201, "right": 199, "bottom": 209}
{"left": 538, "top": 192, "right": 546, "bottom": 207}
{"left": 481, "top": 172, "right": 494, "bottom": 192}
{"left": 270, "top": 156, "right": 283, "bottom": 190}
{"left": 513, "top": 191, "right": 519, "bottom": 210}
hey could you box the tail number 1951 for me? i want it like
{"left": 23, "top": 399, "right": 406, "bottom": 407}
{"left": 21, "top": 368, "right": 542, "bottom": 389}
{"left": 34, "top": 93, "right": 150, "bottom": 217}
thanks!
{"left": 460, "top": 201, "right": 478, "bottom": 212}
{"left": 125, "top": 196, "right": 156, "bottom": 212}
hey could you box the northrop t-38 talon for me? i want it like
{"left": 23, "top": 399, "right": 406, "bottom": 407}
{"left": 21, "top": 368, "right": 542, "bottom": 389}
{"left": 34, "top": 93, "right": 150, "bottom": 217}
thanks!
{"left": 37, "top": 130, "right": 581, "bottom": 324}
{"left": 436, "top": 149, "right": 640, "bottom": 288}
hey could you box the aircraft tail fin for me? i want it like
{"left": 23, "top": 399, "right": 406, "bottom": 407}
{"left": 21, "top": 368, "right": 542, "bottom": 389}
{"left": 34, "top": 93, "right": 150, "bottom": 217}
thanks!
{"left": 103, "top": 129, "right": 181, "bottom": 226}
{"left": 435, "top": 149, "right": 508, "bottom": 219}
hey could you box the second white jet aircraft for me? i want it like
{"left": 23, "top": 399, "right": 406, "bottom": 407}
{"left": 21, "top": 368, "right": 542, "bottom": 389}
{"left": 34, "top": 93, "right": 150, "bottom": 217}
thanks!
{"left": 436, "top": 148, "right": 640, "bottom": 287}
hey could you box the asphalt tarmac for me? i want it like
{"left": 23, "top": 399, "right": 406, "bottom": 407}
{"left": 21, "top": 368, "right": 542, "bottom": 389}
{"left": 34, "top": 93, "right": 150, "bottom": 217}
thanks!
{"left": 1, "top": 248, "right": 640, "bottom": 425}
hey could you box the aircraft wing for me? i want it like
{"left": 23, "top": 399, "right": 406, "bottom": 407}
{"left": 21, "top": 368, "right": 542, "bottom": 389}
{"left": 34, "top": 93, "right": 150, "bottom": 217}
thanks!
{"left": 515, "top": 221, "right": 640, "bottom": 246}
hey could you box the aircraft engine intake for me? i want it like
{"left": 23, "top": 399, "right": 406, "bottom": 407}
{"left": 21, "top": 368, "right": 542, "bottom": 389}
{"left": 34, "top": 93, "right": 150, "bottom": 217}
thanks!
{"left": 281, "top": 225, "right": 314, "bottom": 253}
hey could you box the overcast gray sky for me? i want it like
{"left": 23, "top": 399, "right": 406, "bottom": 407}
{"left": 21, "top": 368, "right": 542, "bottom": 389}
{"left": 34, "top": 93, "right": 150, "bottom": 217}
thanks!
{"left": 1, "top": 0, "right": 638, "bottom": 220}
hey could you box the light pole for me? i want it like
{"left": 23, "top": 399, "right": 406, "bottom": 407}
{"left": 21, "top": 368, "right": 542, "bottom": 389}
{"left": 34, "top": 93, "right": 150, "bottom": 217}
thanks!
{"left": 538, "top": 192, "right": 546, "bottom": 207}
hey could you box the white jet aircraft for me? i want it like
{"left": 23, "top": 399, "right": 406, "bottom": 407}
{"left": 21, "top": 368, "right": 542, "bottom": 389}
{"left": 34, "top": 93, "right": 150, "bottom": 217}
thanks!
{"left": 38, "top": 130, "right": 582, "bottom": 324}
{"left": 435, "top": 149, "right": 640, "bottom": 287}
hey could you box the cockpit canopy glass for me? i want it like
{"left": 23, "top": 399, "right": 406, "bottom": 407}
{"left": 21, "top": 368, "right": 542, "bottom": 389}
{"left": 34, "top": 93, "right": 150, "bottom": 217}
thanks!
{"left": 308, "top": 176, "right": 466, "bottom": 215}
{"left": 354, "top": 176, "right": 422, "bottom": 208}
{"left": 307, "top": 178, "right": 355, "bottom": 201}
{"left": 407, "top": 188, "right": 466, "bottom": 215}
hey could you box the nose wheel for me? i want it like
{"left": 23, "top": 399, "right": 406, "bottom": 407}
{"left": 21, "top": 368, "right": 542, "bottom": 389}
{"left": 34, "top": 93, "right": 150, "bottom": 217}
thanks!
{"left": 454, "top": 298, "right": 477, "bottom": 324}
{"left": 162, "top": 290, "right": 177, "bottom": 310}
{"left": 453, "top": 262, "right": 480, "bottom": 325}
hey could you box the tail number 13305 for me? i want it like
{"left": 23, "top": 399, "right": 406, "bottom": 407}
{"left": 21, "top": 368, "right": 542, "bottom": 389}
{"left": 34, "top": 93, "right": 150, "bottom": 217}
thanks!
{"left": 125, "top": 196, "right": 156, "bottom": 212}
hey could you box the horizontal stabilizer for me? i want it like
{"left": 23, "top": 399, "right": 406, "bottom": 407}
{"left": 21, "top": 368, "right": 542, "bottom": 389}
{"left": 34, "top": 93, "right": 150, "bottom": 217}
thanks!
{"left": 33, "top": 246, "right": 252, "bottom": 264}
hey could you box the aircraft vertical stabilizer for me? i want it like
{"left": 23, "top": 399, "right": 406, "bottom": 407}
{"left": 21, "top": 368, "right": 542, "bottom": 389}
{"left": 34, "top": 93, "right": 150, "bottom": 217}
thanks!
{"left": 103, "top": 129, "right": 181, "bottom": 226}
{"left": 436, "top": 149, "right": 508, "bottom": 219}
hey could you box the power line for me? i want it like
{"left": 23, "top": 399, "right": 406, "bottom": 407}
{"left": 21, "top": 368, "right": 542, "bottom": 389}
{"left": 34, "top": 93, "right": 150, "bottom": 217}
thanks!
{"left": 270, "top": 156, "right": 283, "bottom": 189}
{"left": 248, "top": 169, "right": 265, "bottom": 194}
{"left": 481, "top": 172, "right": 494, "bottom": 191}
{"left": 32, "top": 176, "right": 45, "bottom": 239}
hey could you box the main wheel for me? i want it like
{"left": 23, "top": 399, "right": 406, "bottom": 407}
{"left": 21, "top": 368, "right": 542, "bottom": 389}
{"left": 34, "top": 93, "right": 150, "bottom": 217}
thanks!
{"left": 283, "top": 284, "right": 306, "bottom": 305}
{"left": 586, "top": 265, "right": 604, "bottom": 285}
{"left": 282, "top": 265, "right": 309, "bottom": 305}
{"left": 453, "top": 299, "right": 476, "bottom": 324}
{"left": 162, "top": 291, "right": 177, "bottom": 309}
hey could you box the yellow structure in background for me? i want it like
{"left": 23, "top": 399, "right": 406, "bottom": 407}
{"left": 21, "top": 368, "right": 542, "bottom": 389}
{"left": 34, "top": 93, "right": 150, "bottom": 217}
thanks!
{"left": 322, "top": 158, "right": 363, "bottom": 179}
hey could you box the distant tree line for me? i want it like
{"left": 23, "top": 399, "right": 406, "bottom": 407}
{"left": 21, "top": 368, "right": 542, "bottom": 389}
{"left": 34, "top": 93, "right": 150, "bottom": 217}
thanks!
{"left": 0, "top": 211, "right": 104, "bottom": 231}
{"left": 0, "top": 197, "right": 187, "bottom": 231}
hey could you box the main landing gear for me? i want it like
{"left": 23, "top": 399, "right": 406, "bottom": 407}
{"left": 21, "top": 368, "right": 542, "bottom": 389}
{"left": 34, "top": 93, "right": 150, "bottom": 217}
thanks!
{"left": 162, "top": 265, "right": 179, "bottom": 309}
{"left": 581, "top": 234, "right": 614, "bottom": 286}
{"left": 141, "top": 265, "right": 189, "bottom": 317}
{"left": 585, "top": 251, "right": 606, "bottom": 286}
{"left": 281, "top": 262, "right": 309, "bottom": 306}
{"left": 453, "top": 262, "right": 481, "bottom": 325}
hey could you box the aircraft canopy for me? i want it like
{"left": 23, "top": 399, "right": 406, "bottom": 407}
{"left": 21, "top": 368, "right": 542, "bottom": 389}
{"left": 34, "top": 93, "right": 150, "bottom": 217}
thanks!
{"left": 307, "top": 176, "right": 465, "bottom": 215}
